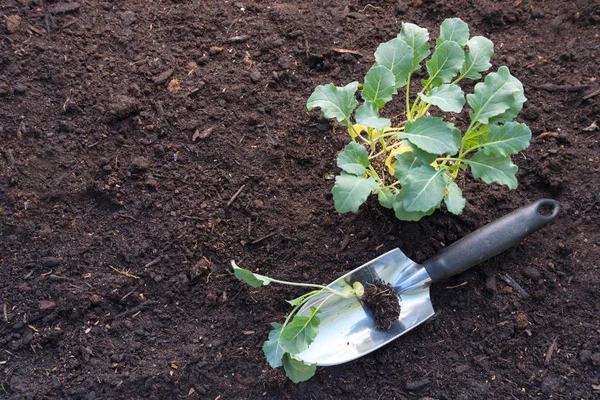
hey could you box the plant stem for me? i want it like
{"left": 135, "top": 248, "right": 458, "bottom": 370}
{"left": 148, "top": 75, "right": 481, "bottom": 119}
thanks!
{"left": 405, "top": 72, "right": 412, "bottom": 119}
{"left": 368, "top": 141, "right": 405, "bottom": 160}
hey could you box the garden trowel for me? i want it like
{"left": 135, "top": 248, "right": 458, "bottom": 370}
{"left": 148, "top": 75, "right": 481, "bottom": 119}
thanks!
{"left": 295, "top": 199, "right": 560, "bottom": 366}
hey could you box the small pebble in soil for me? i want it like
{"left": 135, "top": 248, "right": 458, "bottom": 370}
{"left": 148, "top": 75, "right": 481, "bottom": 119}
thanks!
{"left": 361, "top": 280, "right": 401, "bottom": 330}
{"left": 522, "top": 266, "right": 541, "bottom": 279}
{"left": 41, "top": 256, "right": 59, "bottom": 268}
{"left": 515, "top": 311, "right": 529, "bottom": 330}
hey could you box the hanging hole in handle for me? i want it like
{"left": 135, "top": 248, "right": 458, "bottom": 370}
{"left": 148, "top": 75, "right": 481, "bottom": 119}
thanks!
{"left": 537, "top": 199, "right": 560, "bottom": 219}
{"left": 539, "top": 204, "right": 554, "bottom": 216}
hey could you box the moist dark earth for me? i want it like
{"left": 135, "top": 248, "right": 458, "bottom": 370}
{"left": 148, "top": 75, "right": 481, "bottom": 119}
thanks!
{"left": 1, "top": 0, "right": 599, "bottom": 399}
{"left": 361, "top": 280, "right": 401, "bottom": 330}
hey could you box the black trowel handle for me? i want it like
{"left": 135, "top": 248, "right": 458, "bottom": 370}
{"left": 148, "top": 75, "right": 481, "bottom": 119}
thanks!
{"left": 423, "top": 199, "right": 560, "bottom": 283}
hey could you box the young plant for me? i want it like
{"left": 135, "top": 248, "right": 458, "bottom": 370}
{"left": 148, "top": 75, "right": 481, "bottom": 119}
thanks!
{"left": 231, "top": 261, "right": 365, "bottom": 383}
{"left": 307, "top": 18, "right": 531, "bottom": 221}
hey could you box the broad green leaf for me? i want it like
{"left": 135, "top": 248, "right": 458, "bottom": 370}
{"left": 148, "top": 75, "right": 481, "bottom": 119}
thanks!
{"left": 393, "top": 192, "right": 436, "bottom": 221}
{"left": 400, "top": 116, "right": 459, "bottom": 155}
{"left": 402, "top": 165, "right": 448, "bottom": 212}
{"left": 263, "top": 323, "right": 285, "bottom": 368}
{"left": 279, "top": 307, "right": 320, "bottom": 354}
{"left": 374, "top": 38, "right": 414, "bottom": 88}
{"left": 462, "top": 125, "right": 487, "bottom": 152}
{"left": 282, "top": 353, "right": 317, "bottom": 383}
{"left": 467, "top": 152, "right": 518, "bottom": 189}
{"left": 418, "top": 84, "right": 465, "bottom": 113}
{"left": 479, "top": 122, "right": 531, "bottom": 156}
{"left": 488, "top": 76, "right": 526, "bottom": 124}
{"left": 332, "top": 174, "right": 379, "bottom": 213}
{"left": 437, "top": 18, "right": 470, "bottom": 47}
{"left": 444, "top": 181, "right": 466, "bottom": 215}
{"left": 355, "top": 101, "right": 391, "bottom": 130}
{"left": 398, "top": 23, "right": 430, "bottom": 70}
{"left": 394, "top": 152, "right": 423, "bottom": 184}
{"left": 337, "top": 142, "right": 370, "bottom": 175}
{"left": 407, "top": 142, "right": 437, "bottom": 163}
{"left": 460, "top": 36, "right": 494, "bottom": 80}
{"left": 378, "top": 187, "right": 396, "bottom": 209}
{"left": 448, "top": 123, "right": 462, "bottom": 155}
{"left": 307, "top": 82, "right": 359, "bottom": 127}
{"left": 232, "top": 261, "right": 272, "bottom": 288}
{"left": 425, "top": 41, "right": 465, "bottom": 87}
{"left": 362, "top": 65, "right": 397, "bottom": 108}
{"left": 467, "top": 66, "right": 522, "bottom": 124}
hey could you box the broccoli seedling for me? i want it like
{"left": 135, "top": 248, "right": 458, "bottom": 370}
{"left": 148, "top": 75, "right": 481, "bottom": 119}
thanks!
{"left": 232, "top": 261, "right": 364, "bottom": 383}
{"left": 308, "top": 18, "right": 531, "bottom": 221}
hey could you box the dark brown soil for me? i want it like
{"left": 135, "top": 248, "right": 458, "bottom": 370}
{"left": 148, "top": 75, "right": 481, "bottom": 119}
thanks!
{"left": 1, "top": 0, "right": 599, "bottom": 399}
{"left": 361, "top": 280, "right": 401, "bottom": 330}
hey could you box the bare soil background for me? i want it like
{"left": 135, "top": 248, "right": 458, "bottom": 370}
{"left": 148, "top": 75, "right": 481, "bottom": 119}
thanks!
{"left": 1, "top": 0, "right": 599, "bottom": 399}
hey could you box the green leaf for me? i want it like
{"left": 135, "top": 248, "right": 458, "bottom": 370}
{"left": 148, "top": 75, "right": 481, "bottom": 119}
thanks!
{"left": 467, "top": 66, "right": 522, "bottom": 124}
{"left": 400, "top": 116, "right": 459, "bottom": 155}
{"left": 448, "top": 123, "right": 462, "bottom": 155}
{"left": 467, "top": 152, "right": 518, "bottom": 189}
{"left": 488, "top": 76, "right": 526, "bottom": 124}
{"left": 418, "top": 84, "right": 465, "bottom": 113}
{"left": 444, "top": 181, "right": 466, "bottom": 215}
{"left": 425, "top": 41, "right": 465, "bottom": 87}
{"left": 306, "top": 82, "right": 359, "bottom": 127}
{"left": 437, "top": 18, "right": 470, "bottom": 47}
{"left": 362, "top": 65, "right": 397, "bottom": 108}
{"left": 332, "top": 174, "right": 379, "bottom": 213}
{"left": 279, "top": 307, "right": 320, "bottom": 354}
{"left": 355, "top": 101, "right": 391, "bottom": 130}
{"left": 407, "top": 142, "right": 437, "bottom": 163}
{"left": 460, "top": 36, "right": 494, "bottom": 80}
{"left": 282, "top": 353, "right": 317, "bottom": 383}
{"left": 337, "top": 142, "right": 370, "bottom": 175}
{"left": 374, "top": 38, "right": 414, "bottom": 88}
{"left": 232, "top": 261, "right": 272, "bottom": 288}
{"left": 394, "top": 152, "right": 423, "bottom": 184}
{"left": 398, "top": 22, "right": 430, "bottom": 71}
{"left": 402, "top": 165, "right": 447, "bottom": 212}
{"left": 377, "top": 187, "right": 396, "bottom": 209}
{"left": 462, "top": 125, "right": 487, "bottom": 152}
{"left": 479, "top": 122, "right": 531, "bottom": 157}
{"left": 263, "top": 323, "right": 285, "bottom": 368}
{"left": 393, "top": 192, "right": 436, "bottom": 221}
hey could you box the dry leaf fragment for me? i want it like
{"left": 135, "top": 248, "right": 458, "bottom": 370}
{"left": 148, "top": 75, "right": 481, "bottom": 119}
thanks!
{"left": 192, "top": 127, "right": 213, "bottom": 141}
{"left": 168, "top": 79, "right": 181, "bottom": 93}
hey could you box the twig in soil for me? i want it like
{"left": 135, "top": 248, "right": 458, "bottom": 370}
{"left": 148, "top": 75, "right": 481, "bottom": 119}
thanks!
{"left": 251, "top": 231, "right": 278, "bottom": 244}
{"left": 536, "top": 84, "right": 591, "bottom": 92}
{"left": 48, "top": 274, "right": 72, "bottom": 281}
{"left": 225, "top": 184, "right": 246, "bottom": 208}
{"left": 105, "top": 300, "right": 158, "bottom": 322}
{"left": 3, "top": 303, "right": 7, "bottom": 322}
{"left": 109, "top": 266, "right": 140, "bottom": 279}
{"left": 582, "top": 88, "right": 600, "bottom": 101}
{"left": 499, "top": 273, "right": 530, "bottom": 298}
{"left": 332, "top": 48, "right": 366, "bottom": 57}
{"left": 118, "top": 214, "right": 140, "bottom": 223}
{"left": 144, "top": 257, "right": 162, "bottom": 268}
{"left": 446, "top": 281, "right": 469, "bottom": 289}
{"left": 535, "top": 131, "right": 559, "bottom": 140}
{"left": 120, "top": 289, "right": 136, "bottom": 302}
{"left": 544, "top": 336, "right": 558, "bottom": 367}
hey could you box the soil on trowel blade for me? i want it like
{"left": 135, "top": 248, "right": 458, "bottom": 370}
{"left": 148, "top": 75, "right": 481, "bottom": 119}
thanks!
{"left": 361, "top": 280, "right": 401, "bottom": 330}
